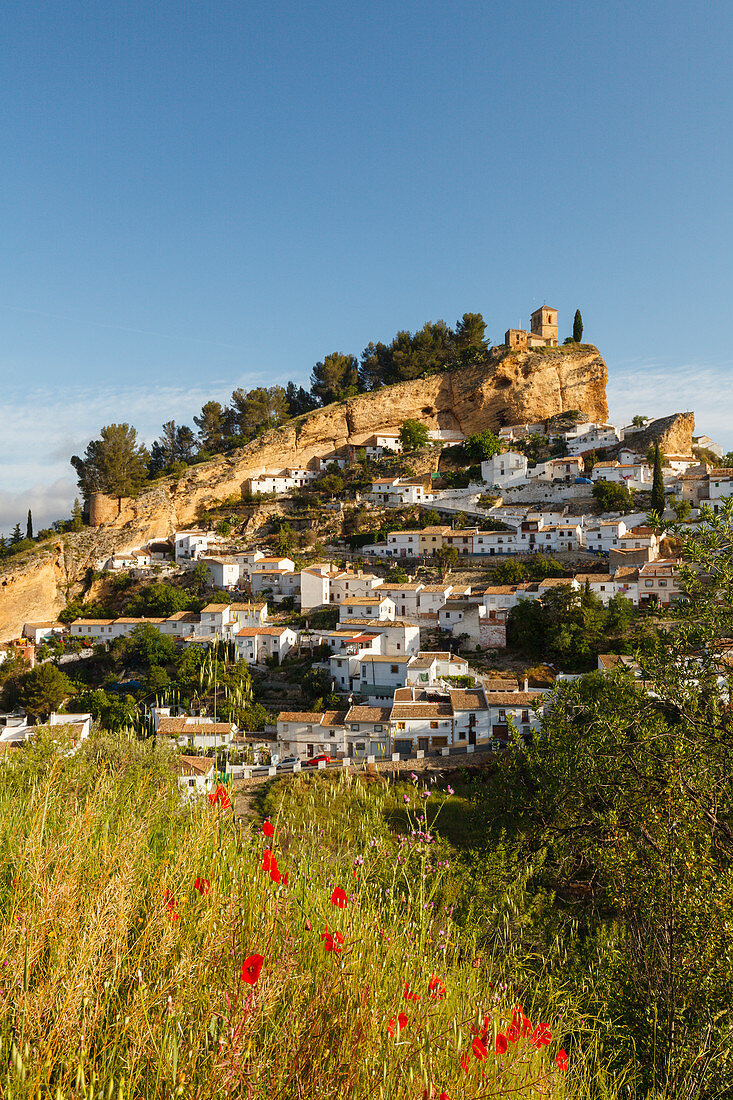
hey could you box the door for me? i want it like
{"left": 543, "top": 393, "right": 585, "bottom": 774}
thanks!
{"left": 418, "top": 737, "right": 429, "bottom": 752}
{"left": 469, "top": 727, "right": 476, "bottom": 746}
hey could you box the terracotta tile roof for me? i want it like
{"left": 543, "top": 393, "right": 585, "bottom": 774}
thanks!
{"left": 482, "top": 586, "right": 518, "bottom": 595}
{"left": 361, "top": 655, "right": 411, "bottom": 663}
{"left": 158, "top": 718, "right": 234, "bottom": 735}
{"left": 376, "top": 583, "right": 424, "bottom": 592}
{"left": 449, "top": 689, "right": 488, "bottom": 711}
{"left": 420, "top": 584, "right": 453, "bottom": 593}
{"left": 171, "top": 755, "right": 215, "bottom": 777}
{"left": 236, "top": 627, "right": 290, "bottom": 637}
{"left": 72, "top": 619, "right": 115, "bottom": 626}
{"left": 340, "top": 596, "right": 390, "bottom": 605}
{"left": 278, "top": 711, "right": 327, "bottom": 723}
{"left": 391, "top": 703, "right": 453, "bottom": 719}
{"left": 319, "top": 711, "right": 349, "bottom": 725}
{"left": 346, "top": 706, "right": 392, "bottom": 723}
{"left": 484, "top": 692, "right": 543, "bottom": 705}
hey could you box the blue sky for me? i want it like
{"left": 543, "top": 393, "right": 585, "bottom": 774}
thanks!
{"left": 1, "top": 0, "right": 732, "bottom": 529}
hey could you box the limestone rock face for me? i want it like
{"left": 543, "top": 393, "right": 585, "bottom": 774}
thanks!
{"left": 103, "top": 344, "right": 609, "bottom": 533}
{"left": 627, "top": 412, "right": 696, "bottom": 457}
{"left": 0, "top": 345, "right": 609, "bottom": 640}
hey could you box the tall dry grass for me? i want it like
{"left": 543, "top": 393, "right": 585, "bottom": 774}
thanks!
{"left": 0, "top": 732, "right": 617, "bottom": 1098}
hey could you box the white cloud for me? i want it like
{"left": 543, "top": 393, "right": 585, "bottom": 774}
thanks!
{"left": 0, "top": 478, "right": 77, "bottom": 535}
{"left": 0, "top": 372, "right": 279, "bottom": 527}
{"left": 607, "top": 359, "right": 733, "bottom": 449}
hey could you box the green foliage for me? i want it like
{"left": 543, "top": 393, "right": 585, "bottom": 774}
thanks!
{"left": 310, "top": 351, "right": 359, "bottom": 405}
{"left": 74, "top": 687, "right": 138, "bottom": 731}
{"left": 399, "top": 418, "right": 429, "bottom": 450}
{"left": 1, "top": 663, "right": 75, "bottom": 719}
{"left": 651, "top": 441, "right": 666, "bottom": 514}
{"left": 301, "top": 666, "right": 333, "bottom": 705}
{"left": 113, "top": 623, "right": 178, "bottom": 669}
{"left": 507, "top": 585, "right": 616, "bottom": 670}
{"left": 462, "top": 429, "right": 502, "bottom": 463}
{"left": 592, "top": 479, "right": 635, "bottom": 513}
{"left": 125, "top": 582, "right": 197, "bottom": 617}
{"left": 573, "top": 309, "right": 583, "bottom": 342}
{"left": 71, "top": 422, "right": 149, "bottom": 500}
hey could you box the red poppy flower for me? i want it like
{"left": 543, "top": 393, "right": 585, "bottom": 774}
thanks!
{"left": 163, "top": 889, "right": 180, "bottom": 919}
{"left": 283, "top": 871, "right": 289, "bottom": 886}
{"left": 506, "top": 1024, "right": 519, "bottom": 1043}
{"left": 194, "top": 877, "right": 211, "bottom": 895}
{"left": 494, "top": 1032, "right": 508, "bottom": 1055}
{"left": 320, "top": 928, "right": 344, "bottom": 953}
{"left": 440, "top": 1093, "right": 451, "bottom": 1100}
{"left": 262, "top": 820, "right": 275, "bottom": 838}
{"left": 556, "top": 1048, "right": 568, "bottom": 1073}
{"left": 472, "top": 1036, "right": 488, "bottom": 1061}
{"left": 269, "top": 856, "right": 281, "bottom": 884}
{"left": 261, "top": 849, "right": 273, "bottom": 872}
{"left": 388, "top": 1012, "right": 408, "bottom": 1037}
{"left": 460, "top": 1053, "right": 470, "bottom": 1074}
{"left": 331, "top": 886, "right": 348, "bottom": 908}
{"left": 428, "top": 975, "right": 446, "bottom": 998}
{"left": 521, "top": 1015, "right": 532, "bottom": 1037}
{"left": 531, "top": 1023, "right": 552, "bottom": 1049}
{"left": 208, "top": 785, "right": 231, "bottom": 809}
{"left": 241, "top": 953, "right": 264, "bottom": 985}
{"left": 403, "top": 982, "right": 421, "bottom": 1002}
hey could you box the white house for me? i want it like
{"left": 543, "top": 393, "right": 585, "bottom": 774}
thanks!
{"left": 390, "top": 690, "right": 454, "bottom": 754}
{"left": 449, "top": 688, "right": 490, "bottom": 746}
{"left": 174, "top": 531, "right": 216, "bottom": 562}
{"left": 343, "top": 618, "right": 420, "bottom": 656}
{"left": 370, "top": 583, "right": 424, "bottom": 619}
{"left": 201, "top": 557, "right": 241, "bottom": 589}
{"left": 358, "top": 655, "right": 413, "bottom": 701}
{"left": 172, "top": 755, "right": 215, "bottom": 799}
{"left": 250, "top": 568, "right": 300, "bottom": 603}
{"left": 343, "top": 706, "right": 393, "bottom": 759}
{"left": 563, "top": 423, "right": 619, "bottom": 455}
{"left": 300, "top": 564, "right": 336, "bottom": 611}
{"left": 481, "top": 451, "right": 528, "bottom": 487}
{"left": 472, "top": 529, "right": 519, "bottom": 556}
{"left": 339, "top": 596, "right": 396, "bottom": 623}
{"left": 276, "top": 710, "right": 349, "bottom": 761}
{"left": 245, "top": 469, "right": 318, "bottom": 495}
{"left": 418, "top": 584, "right": 454, "bottom": 618}
{"left": 330, "top": 632, "right": 383, "bottom": 691}
{"left": 484, "top": 691, "right": 546, "bottom": 744}
{"left": 329, "top": 570, "right": 384, "bottom": 604}
{"left": 406, "top": 651, "right": 470, "bottom": 685}
{"left": 156, "top": 714, "right": 237, "bottom": 751}
{"left": 235, "top": 626, "right": 296, "bottom": 664}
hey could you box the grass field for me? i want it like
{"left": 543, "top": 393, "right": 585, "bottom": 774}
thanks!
{"left": 0, "top": 731, "right": 623, "bottom": 1099}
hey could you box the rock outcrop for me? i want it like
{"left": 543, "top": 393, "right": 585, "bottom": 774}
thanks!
{"left": 626, "top": 412, "right": 695, "bottom": 457}
{"left": 100, "top": 344, "right": 609, "bottom": 535}
{"left": 0, "top": 344, "right": 609, "bottom": 640}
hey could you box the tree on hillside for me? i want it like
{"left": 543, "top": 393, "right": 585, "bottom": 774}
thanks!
{"left": 454, "top": 312, "right": 489, "bottom": 357}
{"left": 149, "top": 421, "right": 197, "bottom": 475}
{"left": 70, "top": 499, "right": 84, "bottom": 531}
{"left": 632, "top": 414, "right": 648, "bottom": 427}
{"left": 463, "top": 430, "right": 502, "bottom": 463}
{"left": 310, "top": 352, "right": 359, "bottom": 405}
{"left": 10, "top": 523, "right": 22, "bottom": 545}
{"left": 399, "top": 419, "right": 429, "bottom": 451}
{"left": 71, "top": 424, "right": 149, "bottom": 502}
{"left": 193, "top": 401, "right": 226, "bottom": 453}
{"left": 26, "top": 510, "right": 33, "bottom": 541}
{"left": 227, "top": 386, "right": 290, "bottom": 440}
{"left": 592, "top": 479, "right": 635, "bottom": 513}
{"left": 1, "top": 663, "right": 75, "bottom": 720}
{"left": 285, "top": 381, "right": 317, "bottom": 417}
{"left": 359, "top": 341, "right": 393, "bottom": 391}
{"left": 573, "top": 309, "right": 583, "bottom": 342}
{"left": 651, "top": 442, "right": 666, "bottom": 514}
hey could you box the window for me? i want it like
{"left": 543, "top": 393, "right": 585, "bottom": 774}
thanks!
{"left": 374, "top": 724, "right": 383, "bottom": 732}
{"left": 658, "top": 580, "right": 667, "bottom": 587}
{"left": 645, "top": 580, "right": 654, "bottom": 588}
{"left": 430, "top": 721, "right": 439, "bottom": 729}
{"left": 328, "top": 730, "right": 335, "bottom": 738}
{"left": 390, "top": 664, "right": 398, "bottom": 674}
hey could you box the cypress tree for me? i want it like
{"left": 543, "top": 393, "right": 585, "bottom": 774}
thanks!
{"left": 26, "top": 509, "right": 33, "bottom": 541}
{"left": 573, "top": 309, "right": 583, "bottom": 343}
{"left": 651, "top": 442, "right": 665, "bottom": 514}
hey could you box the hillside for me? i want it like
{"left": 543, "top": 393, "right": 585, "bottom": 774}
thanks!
{"left": 0, "top": 344, "right": 609, "bottom": 639}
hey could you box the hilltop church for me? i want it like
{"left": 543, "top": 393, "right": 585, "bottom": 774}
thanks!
{"left": 505, "top": 306, "right": 558, "bottom": 350}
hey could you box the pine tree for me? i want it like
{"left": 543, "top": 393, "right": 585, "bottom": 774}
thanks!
{"left": 10, "top": 523, "right": 22, "bottom": 544}
{"left": 573, "top": 310, "right": 583, "bottom": 343}
{"left": 26, "top": 510, "right": 33, "bottom": 541}
{"left": 71, "top": 499, "right": 84, "bottom": 531}
{"left": 651, "top": 442, "right": 665, "bottom": 514}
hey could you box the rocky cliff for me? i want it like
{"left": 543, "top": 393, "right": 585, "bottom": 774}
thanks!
{"left": 101, "top": 343, "right": 610, "bottom": 534}
{"left": 0, "top": 344, "right": 609, "bottom": 640}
